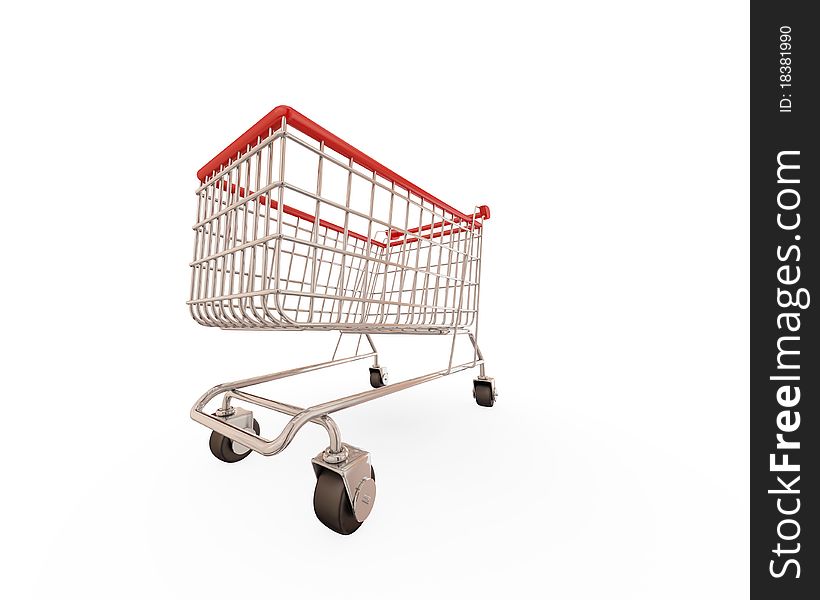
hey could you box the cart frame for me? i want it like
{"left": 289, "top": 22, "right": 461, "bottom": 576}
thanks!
{"left": 189, "top": 106, "right": 495, "bottom": 534}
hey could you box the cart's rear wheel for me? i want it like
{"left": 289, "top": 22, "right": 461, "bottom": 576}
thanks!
{"left": 313, "top": 466, "right": 376, "bottom": 535}
{"left": 369, "top": 366, "right": 388, "bottom": 388}
{"left": 209, "top": 419, "right": 260, "bottom": 463}
{"left": 473, "top": 379, "right": 496, "bottom": 407}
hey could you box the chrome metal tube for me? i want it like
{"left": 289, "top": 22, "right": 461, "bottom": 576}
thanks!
{"left": 191, "top": 358, "right": 484, "bottom": 457}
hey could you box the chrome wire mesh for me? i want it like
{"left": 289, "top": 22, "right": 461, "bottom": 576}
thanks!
{"left": 189, "top": 118, "right": 485, "bottom": 333}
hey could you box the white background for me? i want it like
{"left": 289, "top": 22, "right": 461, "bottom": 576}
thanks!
{"left": 1, "top": 2, "right": 750, "bottom": 598}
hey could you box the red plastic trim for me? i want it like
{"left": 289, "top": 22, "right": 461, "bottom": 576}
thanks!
{"left": 197, "top": 106, "right": 490, "bottom": 224}
{"left": 388, "top": 227, "right": 472, "bottom": 248}
{"left": 218, "top": 182, "right": 386, "bottom": 249}
{"left": 389, "top": 208, "right": 489, "bottom": 240}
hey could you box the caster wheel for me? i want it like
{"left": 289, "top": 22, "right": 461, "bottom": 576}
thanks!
{"left": 209, "top": 419, "right": 260, "bottom": 463}
{"left": 369, "top": 366, "right": 388, "bottom": 388}
{"left": 473, "top": 379, "right": 496, "bottom": 407}
{"left": 313, "top": 467, "right": 376, "bottom": 535}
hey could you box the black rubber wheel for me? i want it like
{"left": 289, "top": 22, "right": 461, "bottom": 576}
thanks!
{"left": 474, "top": 381, "right": 496, "bottom": 407}
{"left": 313, "top": 466, "right": 375, "bottom": 535}
{"left": 209, "top": 419, "right": 260, "bottom": 463}
{"left": 369, "top": 367, "right": 386, "bottom": 388}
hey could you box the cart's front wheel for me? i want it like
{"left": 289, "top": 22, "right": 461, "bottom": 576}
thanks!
{"left": 209, "top": 419, "right": 260, "bottom": 463}
{"left": 473, "top": 378, "right": 497, "bottom": 407}
{"left": 369, "top": 366, "right": 388, "bottom": 388}
{"left": 313, "top": 467, "right": 376, "bottom": 535}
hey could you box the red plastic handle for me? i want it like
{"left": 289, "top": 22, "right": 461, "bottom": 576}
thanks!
{"left": 197, "top": 105, "right": 490, "bottom": 225}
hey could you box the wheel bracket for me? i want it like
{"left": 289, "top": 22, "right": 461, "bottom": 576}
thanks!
{"left": 369, "top": 366, "right": 388, "bottom": 387}
{"left": 214, "top": 405, "right": 256, "bottom": 454}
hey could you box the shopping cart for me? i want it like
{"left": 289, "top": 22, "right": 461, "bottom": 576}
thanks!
{"left": 189, "top": 105, "right": 495, "bottom": 534}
